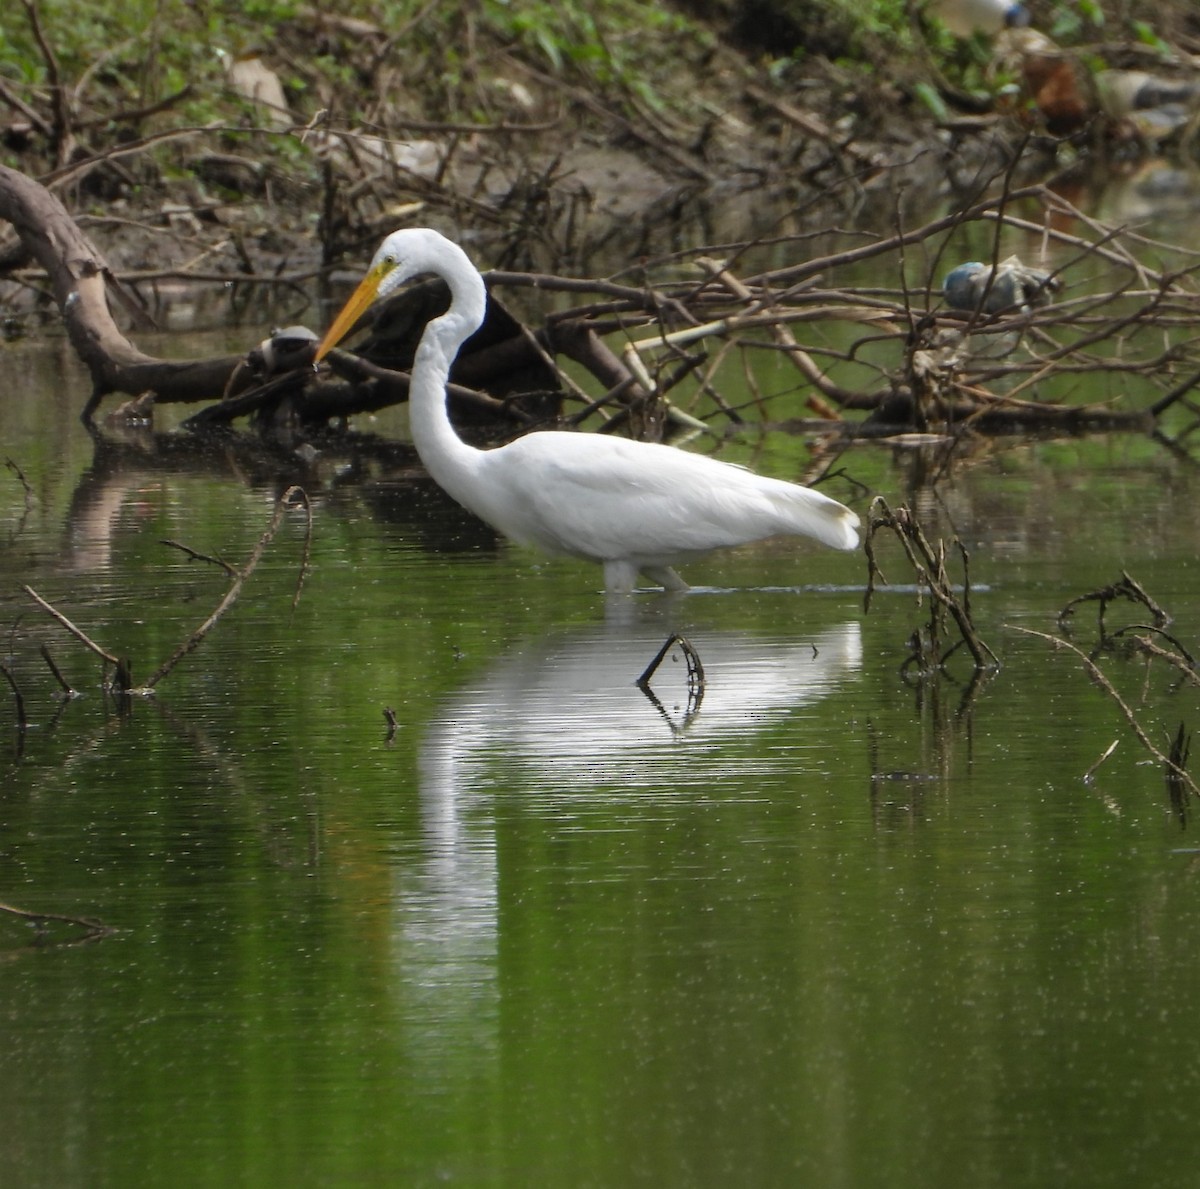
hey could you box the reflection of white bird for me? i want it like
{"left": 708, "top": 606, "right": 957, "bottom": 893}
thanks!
{"left": 394, "top": 618, "right": 862, "bottom": 1056}
{"left": 315, "top": 228, "right": 860, "bottom": 593}
{"left": 933, "top": 0, "right": 1029, "bottom": 37}
{"left": 421, "top": 620, "right": 863, "bottom": 806}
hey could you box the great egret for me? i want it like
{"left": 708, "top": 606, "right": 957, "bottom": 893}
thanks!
{"left": 315, "top": 228, "right": 860, "bottom": 593}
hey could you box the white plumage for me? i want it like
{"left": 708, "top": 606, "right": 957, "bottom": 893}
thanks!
{"left": 316, "top": 228, "right": 860, "bottom": 592}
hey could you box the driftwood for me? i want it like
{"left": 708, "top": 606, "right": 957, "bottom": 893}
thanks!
{"left": 0, "top": 163, "right": 244, "bottom": 417}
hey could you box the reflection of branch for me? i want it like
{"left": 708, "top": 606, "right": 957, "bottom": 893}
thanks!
{"left": 5, "top": 457, "right": 34, "bottom": 513}
{"left": 0, "top": 899, "right": 115, "bottom": 941}
{"left": 144, "top": 485, "right": 310, "bottom": 688}
{"left": 1168, "top": 722, "right": 1191, "bottom": 827}
{"left": 1112, "top": 628, "right": 1200, "bottom": 687}
{"left": 0, "top": 661, "right": 27, "bottom": 731}
{"left": 153, "top": 698, "right": 320, "bottom": 870}
{"left": 23, "top": 486, "right": 310, "bottom": 692}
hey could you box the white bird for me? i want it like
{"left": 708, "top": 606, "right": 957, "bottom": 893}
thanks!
{"left": 314, "top": 228, "right": 860, "bottom": 593}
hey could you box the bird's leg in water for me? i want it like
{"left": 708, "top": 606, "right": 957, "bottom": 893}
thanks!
{"left": 603, "top": 559, "right": 638, "bottom": 593}
{"left": 602, "top": 559, "right": 689, "bottom": 593}
{"left": 642, "top": 565, "right": 688, "bottom": 592}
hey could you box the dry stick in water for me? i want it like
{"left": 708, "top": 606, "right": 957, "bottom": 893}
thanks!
{"left": 637, "top": 633, "right": 705, "bottom": 694}
{"left": 382, "top": 706, "right": 399, "bottom": 744}
{"left": 1058, "top": 571, "right": 1170, "bottom": 634}
{"left": 1013, "top": 626, "right": 1199, "bottom": 798}
{"left": 144, "top": 485, "right": 311, "bottom": 689}
{"left": 1113, "top": 628, "right": 1200, "bottom": 688}
{"left": 1083, "top": 739, "right": 1120, "bottom": 783}
{"left": 636, "top": 634, "right": 706, "bottom": 733}
{"left": 22, "top": 584, "right": 131, "bottom": 689}
{"left": 22, "top": 486, "right": 310, "bottom": 693}
{"left": 864, "top": 496, "right": 998, "bottom": 672}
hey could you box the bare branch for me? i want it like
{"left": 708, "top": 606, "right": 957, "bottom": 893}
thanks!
{"left": 1013, "top": 626, "right": 1200, "bottom": 799}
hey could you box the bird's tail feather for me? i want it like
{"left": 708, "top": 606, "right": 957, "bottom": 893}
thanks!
{"left": 785, "top": 490, "right": 861, "bottom": 551}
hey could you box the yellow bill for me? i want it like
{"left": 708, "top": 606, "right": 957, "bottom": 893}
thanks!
{"left": 314, "top": 258, "right": 396, "bottom": 361}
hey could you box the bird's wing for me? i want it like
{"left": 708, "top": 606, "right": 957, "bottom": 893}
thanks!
{"left": 481, "top": 434, "right": 857, "bottom": 559}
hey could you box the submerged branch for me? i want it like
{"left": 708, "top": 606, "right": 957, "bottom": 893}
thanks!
{"left": 20, "top": 488, "right": 310, "bottom": 694}
{"left": 636, "top": 634, "right": 706, "bottom": 734}
{"left": 0, "top": 661, "right": 27, "bottom": 731}
{"left": 1058, "top": 571, "right": 1171, "bottom": 633}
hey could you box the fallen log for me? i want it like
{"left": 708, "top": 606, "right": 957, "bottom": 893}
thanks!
{"left": 0, "top": 164, "right": 562, "bottom": 432}
{"left": 0, "top": 163, "right": 244, "bottom": 418}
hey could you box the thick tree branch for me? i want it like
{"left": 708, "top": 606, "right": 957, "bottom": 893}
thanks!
{"left": 0, "top": 163, "right": 243, "bottom": 418}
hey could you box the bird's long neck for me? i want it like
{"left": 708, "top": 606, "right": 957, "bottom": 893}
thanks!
{"left": 407, "top": 250, "right": 489, "bottom": 504}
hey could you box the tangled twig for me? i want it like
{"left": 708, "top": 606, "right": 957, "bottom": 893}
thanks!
{"left": 1058, "top": 571, "right": 1170, "bottom": 634}
{"left": 865, "top": 495, "right": 998, "bottom": 673}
